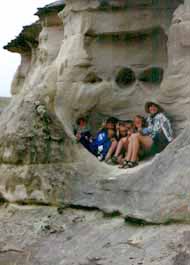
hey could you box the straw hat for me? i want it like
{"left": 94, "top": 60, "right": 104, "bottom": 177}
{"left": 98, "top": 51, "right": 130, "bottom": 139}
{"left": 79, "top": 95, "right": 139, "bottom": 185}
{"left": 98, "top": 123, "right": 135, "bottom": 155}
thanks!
{"left": 145, "top": 101, "right": 164, "bottom": 114}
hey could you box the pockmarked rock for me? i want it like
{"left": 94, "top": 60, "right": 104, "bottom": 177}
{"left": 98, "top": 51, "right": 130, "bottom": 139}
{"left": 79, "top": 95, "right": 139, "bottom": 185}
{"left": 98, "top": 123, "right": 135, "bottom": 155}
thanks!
{"left": 2, "top": 0, "right": 190, "bottom": 231}
{"left": 2, "top": 0, "right": 190, "bottom": 264}
{"left": 0, "top": 205, "right": 190, "bottom": 265}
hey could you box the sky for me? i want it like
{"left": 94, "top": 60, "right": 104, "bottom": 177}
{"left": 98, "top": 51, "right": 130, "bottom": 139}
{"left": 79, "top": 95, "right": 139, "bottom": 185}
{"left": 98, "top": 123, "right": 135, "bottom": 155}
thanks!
{"left": 0, "top": 0, "right": 54, "bottom": 97}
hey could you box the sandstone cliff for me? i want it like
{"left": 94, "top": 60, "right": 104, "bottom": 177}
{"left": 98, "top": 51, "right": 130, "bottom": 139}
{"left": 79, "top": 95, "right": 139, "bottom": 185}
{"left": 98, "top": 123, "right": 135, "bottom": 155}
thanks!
{"left": 2, "top": 0, "right": 190, "bottom": 264}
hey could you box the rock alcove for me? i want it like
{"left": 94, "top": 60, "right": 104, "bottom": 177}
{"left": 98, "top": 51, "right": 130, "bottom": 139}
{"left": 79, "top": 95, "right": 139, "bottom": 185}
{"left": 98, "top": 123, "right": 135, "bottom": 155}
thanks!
{"left": 1, "top": 0, "right": 190, "bottom": 228}
{"left": 2, "top": 1, "right": 190, "bottom": 264}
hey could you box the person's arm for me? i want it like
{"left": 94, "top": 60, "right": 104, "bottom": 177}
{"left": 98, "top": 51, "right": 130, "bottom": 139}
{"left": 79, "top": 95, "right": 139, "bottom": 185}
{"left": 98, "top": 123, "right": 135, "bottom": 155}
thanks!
{"left": 160, "top": 114, "right": 174, "bottom": 142}
{"left": 138, "top": 118, "right": 152, "bottom": 135}
{"left": 84, "top": 131, "right": 91, "bottom": 140}
{"left": 146, "top": 117, "right": 153, "bottom": 133}
{"left": 140, "top": 127, "right": 151, "bottom": 136}
{"left": 101, "top": 140, "right": 112, "bottom": 159}
{"left": 98, "top": 121, "right": 106, "bottom": 132}
{"left": 73, "top": 126, "right": 81, "bottom": 142}
{"left": 76, "top": 132, "right": 81, "bottom": 141}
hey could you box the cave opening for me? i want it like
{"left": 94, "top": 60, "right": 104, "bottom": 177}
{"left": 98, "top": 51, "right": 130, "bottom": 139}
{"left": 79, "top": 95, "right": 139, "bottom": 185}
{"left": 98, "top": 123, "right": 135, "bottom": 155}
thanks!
{"left": 115, "top": 68, "right": 136, "bottom": 88}
{"left": 138, "top": 67, "right": 164, "bottom": 85}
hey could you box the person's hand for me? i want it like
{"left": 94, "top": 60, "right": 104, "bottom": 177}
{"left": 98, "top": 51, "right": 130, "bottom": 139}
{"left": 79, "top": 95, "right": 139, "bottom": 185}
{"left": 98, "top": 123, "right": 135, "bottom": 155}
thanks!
{"left": 89, "top": 137, "right": 93, "bottom": 143}
{"left": 136, "top": 124, "right": 142, "bottom": 130}
{"left": 99, "top": 121, "right": 106, "bottom": 131}
{"left": 128, "top": 130, "right": 132, "bottom": 136}
{"left": 98, "top": 145, "right": 103, "bottom": 153}
{"left": 76, "top": 132, "right": 81, "bottom": 141}
{"left": 137, "top": 127, "right": 143, "bottom": 134}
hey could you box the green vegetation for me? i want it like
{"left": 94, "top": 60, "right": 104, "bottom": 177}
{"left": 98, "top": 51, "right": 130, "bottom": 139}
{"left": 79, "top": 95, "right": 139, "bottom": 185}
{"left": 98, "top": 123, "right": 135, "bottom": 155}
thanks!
{"left": 29, "top": 102, "right": 65, "bottom": 164}
{"left": 103, "top": 210, "right": 121, "bottom": 218}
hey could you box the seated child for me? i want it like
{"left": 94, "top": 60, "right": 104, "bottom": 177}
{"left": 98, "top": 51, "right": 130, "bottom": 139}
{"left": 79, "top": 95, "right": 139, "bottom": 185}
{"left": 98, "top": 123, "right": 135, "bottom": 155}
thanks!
{"left": 74, "top": 117, "right": 92, "bottom": 152}
{"left": 116, "top": 121, "right": 128, "bottom": 140}
{"left": 103, "top": 117, "right": 118, "bottom": 130}
{"left": 111, "top": 120, "right": 134, "bottom": 164}
{"left": 89, "top": 117, "right": 118, "bottom": 161}
{"left": 97, "top": 128, "right": 117, "bottom": 161}
{"left": 119, "top": 115, "right": 150, "bottom": 168}
{"left": 134, "top": 115, "right": 149, "bottom": 136}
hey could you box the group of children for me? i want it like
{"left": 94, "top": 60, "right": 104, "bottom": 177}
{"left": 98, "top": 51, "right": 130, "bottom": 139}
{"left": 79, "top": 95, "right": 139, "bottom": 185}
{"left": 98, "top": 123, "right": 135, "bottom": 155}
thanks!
{"left": 74, "top": 102, "right": 174, "bottom": 169}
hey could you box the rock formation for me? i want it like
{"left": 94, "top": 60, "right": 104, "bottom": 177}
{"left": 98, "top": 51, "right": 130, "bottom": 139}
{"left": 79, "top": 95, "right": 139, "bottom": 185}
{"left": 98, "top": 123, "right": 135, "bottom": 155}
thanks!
{"left": 0, "top": 97, "right": 10, "bottom": 113}
{"left": 2, "top": 0, "right": 190, "bottom": 264}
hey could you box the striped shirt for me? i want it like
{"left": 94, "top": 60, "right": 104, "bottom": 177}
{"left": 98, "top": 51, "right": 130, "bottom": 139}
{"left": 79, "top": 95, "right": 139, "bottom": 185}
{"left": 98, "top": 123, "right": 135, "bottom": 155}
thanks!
{"left": 146, "top": 113, "right": 174, "bottom": 143}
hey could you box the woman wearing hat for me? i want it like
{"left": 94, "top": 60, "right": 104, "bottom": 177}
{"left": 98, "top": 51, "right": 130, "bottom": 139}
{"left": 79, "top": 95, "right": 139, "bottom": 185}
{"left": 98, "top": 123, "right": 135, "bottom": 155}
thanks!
{"left": 120, "top": 102, "right": 174, "bottom": 168}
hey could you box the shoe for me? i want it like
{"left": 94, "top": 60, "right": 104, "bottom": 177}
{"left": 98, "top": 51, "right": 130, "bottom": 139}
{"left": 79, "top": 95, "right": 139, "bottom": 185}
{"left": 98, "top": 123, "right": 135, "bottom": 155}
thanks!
{"left": 111, "top": 156, "right": 118, "bottom": 165}
{"left": 119, "top": 160, "right": 129, "bottom": 169}
{"left": 97, "top": 155, "right": 104, "bottom": 161}
{"left": 127, "top": 161, "right": 139, "bottom": 168}
{"left": 105, "top": 159, "right": 114, "bottom": 165}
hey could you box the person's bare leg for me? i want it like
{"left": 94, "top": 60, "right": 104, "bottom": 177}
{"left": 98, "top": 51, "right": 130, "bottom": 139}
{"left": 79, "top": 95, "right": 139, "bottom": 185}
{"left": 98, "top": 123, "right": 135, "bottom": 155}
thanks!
{"left": 114, "top": 137, "right": 127, "bottom": 157}
{"left": 131, "top": 134, "right": 153, "bottom": 162}
{"left": 139, "top": 134, "right": 153, "bottom": 149}
{"left": 119, "top": 136, "right": 134, "bottom": 168}
{"left": 105, "top": 140, "right": 118, "bottom": 161}
{"left": 117, "top": 155, "right": 123, "bottom": 165}
{"left": 130, "top": 135, "right": 140, "bottom": 162}
{"left": 126, "top": 136, "right": 134, "bottom": 161}
{"left": 114, "top": 139, "right": 124, "bottom": 157}
{"left": 117, "top": 138, "right": 129, "bottom": 164}
{"left": 123, "top": 137, "right": 129, "bottom": 152}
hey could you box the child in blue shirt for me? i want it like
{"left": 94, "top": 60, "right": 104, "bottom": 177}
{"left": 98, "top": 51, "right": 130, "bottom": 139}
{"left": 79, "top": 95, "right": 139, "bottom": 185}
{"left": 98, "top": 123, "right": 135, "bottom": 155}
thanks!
{"left": 96, "top": 128, "right": 117, "bottom": 161}
{"left": 89, "top": 117, "right": 118, "bottom": 161}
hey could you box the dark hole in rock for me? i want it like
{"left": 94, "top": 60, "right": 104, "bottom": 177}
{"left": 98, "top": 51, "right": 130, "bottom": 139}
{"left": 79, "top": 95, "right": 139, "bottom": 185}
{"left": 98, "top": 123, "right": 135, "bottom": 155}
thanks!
{"left": 138, "top": 67, "right": 164, "bottom": 84}
{"left": 115, "top": 67, "right": 136, "bottom": 88}
{"left": 84, "top": 72, "right": 103, "bottom": 84}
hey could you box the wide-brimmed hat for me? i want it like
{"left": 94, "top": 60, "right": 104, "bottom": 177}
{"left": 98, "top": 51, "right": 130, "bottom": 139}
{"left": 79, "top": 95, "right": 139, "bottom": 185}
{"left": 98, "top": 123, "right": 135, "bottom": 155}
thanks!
{"left": 145, "top": 101, "right": 164, "bottom": 113}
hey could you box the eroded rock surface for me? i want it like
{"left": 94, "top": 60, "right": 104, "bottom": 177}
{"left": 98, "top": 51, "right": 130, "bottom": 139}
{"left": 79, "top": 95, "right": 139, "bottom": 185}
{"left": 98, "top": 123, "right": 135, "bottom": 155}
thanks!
{"left": 2, "top": 0, "right": 190, "bottom": 221}
{"left": 2, "top": 1, "right": 190, "bottom": 264}
{"left": 0, "top": 97, "right": 10, "bottom": 113}
{"left": 0, "top": 204, "right": 190, "bottom": 265}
